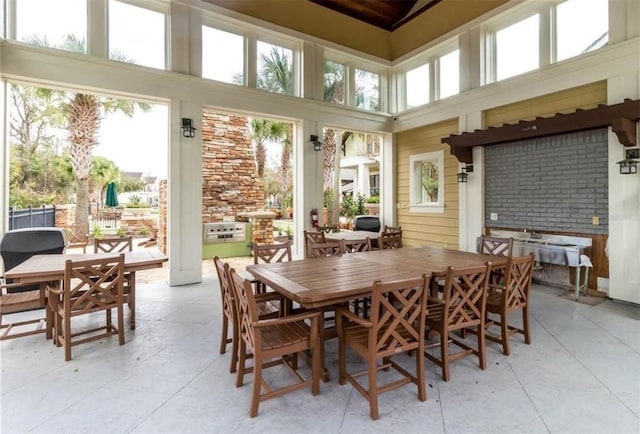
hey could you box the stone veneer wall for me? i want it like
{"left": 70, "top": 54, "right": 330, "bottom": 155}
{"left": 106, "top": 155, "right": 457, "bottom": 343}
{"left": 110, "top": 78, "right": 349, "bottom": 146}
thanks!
{"left": 54, "top": 204, "right": 76, "bottom": 227}
{"left": 247, "top": 211, "right": 275, "bottom": 245}
{"left": 202, "top": 112, "right": 264, "bottom": 223}
{"left": 158, "top": 179, "right": 167, "bottom": 254}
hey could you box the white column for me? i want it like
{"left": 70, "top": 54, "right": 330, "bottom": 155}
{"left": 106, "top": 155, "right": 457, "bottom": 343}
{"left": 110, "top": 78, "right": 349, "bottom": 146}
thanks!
{"left": 357, "top": 162, "right": 369, "bottom": 197}
{"left": 607, "top": 72, "right": 640, "bottom": 303}
{"left": 0, "top": 80, "right": 7, "bottom": 236}
{"left": 168, "top": 100, "right": 203, "bottom": 286}
{"left": 297, "top": 119, "right": 323, "bottom": 258}
{"left": 380, "top": 132, "right": 395, "bottom": 227}
{"left": 171, "top": 2, "right": 193, "bottom": 76}
{"left": 458, "top": 112, "right": 484, "bottom": 252}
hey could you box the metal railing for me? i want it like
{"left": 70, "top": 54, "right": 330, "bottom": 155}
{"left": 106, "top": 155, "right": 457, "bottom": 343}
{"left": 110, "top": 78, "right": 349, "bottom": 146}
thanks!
{"left": 8, "top": 206, "right": 56, "bottom": 230}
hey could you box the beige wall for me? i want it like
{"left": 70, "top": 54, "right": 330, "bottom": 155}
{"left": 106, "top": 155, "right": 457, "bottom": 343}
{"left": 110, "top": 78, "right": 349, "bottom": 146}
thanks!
{"left": 396, "top": 118, "right": 460, "bottom": 248}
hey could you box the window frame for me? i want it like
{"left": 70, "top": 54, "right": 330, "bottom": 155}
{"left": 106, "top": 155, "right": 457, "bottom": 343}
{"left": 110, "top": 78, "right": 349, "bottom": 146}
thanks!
{"left": 255, "top": 34, "right": 301, "bottom": 97}
{"left": 409, "top": 150, "right": 445, "bottom": 214}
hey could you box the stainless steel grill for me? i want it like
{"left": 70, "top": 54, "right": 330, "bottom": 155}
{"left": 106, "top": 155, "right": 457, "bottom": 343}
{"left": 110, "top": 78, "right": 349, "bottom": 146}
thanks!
{"left": 203, "top": 222, "right": 246, "bottom": 244}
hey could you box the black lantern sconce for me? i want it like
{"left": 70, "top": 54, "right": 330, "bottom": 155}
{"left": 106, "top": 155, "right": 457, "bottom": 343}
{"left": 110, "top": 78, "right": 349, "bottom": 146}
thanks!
{"left": 457, "top": 164, "right": 473, "bottom": 183}
{"left": 617, "top": 148, "right": 639, "bottom": 175}
{"left": 310, "top": 135, "right": 322, "bottom": 151}
{"left": 181, "top": 118, "right": 196, "bottom": 138}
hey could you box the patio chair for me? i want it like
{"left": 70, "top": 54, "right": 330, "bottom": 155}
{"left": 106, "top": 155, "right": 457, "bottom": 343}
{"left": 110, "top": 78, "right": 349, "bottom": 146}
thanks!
{"left": 229, "top": 268, "right": 321, "bottom": 417}
{"left": 306, "top": 239, "right": 346, "bottom": 258}
{"left": 477, "top": 235, "right": 513, "bottom": 285}
{"left": 94, "top": 236, "right": 135, "bottom": 328}
{"left": 345, "top": 237, "right": 373, "bottom": 253}
{"left": 213, "top": 257, "right": 281, "bottom": 374}
{"left": 47, "top": 254, "right": 126, "bottom": 361}
{"left": 318, "top": 225, "right": 339, "bottom": 233}
{"left": 64, "top": 223, "right": 89, "bottom": 253}
{"left": 383, "top": 225, "right": 402, "bottom": 233}
{"left": 484, "top": 254, "right": 535, "bottom": 355}
{"left": 303, "top": 230, "right": 326, "bottom": 258}
{"left": 336, "top": 275, "right": 430, "bottom": 420}
{"left": 378, "top": 230, "right": 402, "bottom": 249}
{"left": 1, "top": 282, "right": 48, "bottom": 341}
{"left": 424, "top": 263, "right": 491, "bottom": 381}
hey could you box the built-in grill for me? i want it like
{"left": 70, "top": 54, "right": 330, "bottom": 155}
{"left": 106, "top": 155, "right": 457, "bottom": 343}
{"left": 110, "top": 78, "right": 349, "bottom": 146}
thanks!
{"left": 491, "top": 230, "right": 592, "bottom": 300}
{"left": 203, "top": 222, "right": 246, "bottom": 244}
{"left": 1, "top": 227, "right": 67, "bottom": 293}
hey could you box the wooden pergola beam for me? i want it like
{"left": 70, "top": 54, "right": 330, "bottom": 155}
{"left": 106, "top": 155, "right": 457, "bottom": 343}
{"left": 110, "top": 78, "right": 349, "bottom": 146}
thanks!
{"left": 442, "top": 98, "right": 640, "bottom": 164}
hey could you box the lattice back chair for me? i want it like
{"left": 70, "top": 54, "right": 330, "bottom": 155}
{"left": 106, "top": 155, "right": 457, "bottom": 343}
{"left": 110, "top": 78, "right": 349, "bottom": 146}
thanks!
{"left": 47, "top": 254, "right": 125, "bottom": 361}
{"left": 478, "top": 235, "right": 513, "bottom": 285}
{"left": 94, "top": 236, "right": 136, "bottom": 329}
{"left": 307, "top": 239, "right": 346, "bottom": 258}
{"left": 252, "top": 240, "right": 292, "bottom": 296}
{"left": 229, "top": 268, "right": 321, "bottom": 418}
{"left": 1, "top": 282, "right": 48, "bottom": 341}
{"left": 303, "top": 230, "right": 326, "bottom": 258}
{"left": 336, "top": 275, "right": 430, "bottom": 420}
{"left": 378, "top": 230, "right": 403, "bottom": 249}
{"left": 383, "top": 225, "right": 402, "bottom": 233}
{"left": 318, "top": 225, "right": 339, "bottom": 234}
{"left": 485, "top": 254, "right": 535, "bottom": 355}
{"left": 424, "top": 263, "right": 491, "bottom": 381}
{"left": 65, "top": 223, "right": 89, "bottom": 253}
{"left": 345, "top": 237, "right": 373, "bottom": 254}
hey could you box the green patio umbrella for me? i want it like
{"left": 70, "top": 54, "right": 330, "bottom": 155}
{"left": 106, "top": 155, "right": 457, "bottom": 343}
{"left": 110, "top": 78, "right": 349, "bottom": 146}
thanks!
{"left": 105, "top": 181, "right": 119, "bottom": 207}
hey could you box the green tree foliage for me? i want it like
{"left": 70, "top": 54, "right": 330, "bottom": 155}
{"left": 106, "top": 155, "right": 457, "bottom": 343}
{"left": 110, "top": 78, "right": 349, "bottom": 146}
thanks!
{"left": 257, "top": 47, "right": 292, "bottom": 95}
{"left": 249, "top": 118, "right": 286, "bottom": 178}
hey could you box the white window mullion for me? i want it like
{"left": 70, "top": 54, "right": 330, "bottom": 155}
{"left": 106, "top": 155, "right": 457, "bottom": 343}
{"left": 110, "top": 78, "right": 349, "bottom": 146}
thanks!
{"left": 540, "top": 4, "right": 552, "bottom": 68}
{"left": 246, "top": 32, "right": 257, "bottom": 88}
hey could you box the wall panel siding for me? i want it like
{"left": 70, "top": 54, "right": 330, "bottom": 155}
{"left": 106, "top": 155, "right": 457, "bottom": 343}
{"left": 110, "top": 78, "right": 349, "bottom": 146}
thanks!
{"left": 484, "top": 81, "right": 607, "bottom": 127}
{"left": 396, "top": 118, "right": 459, "bottom": 248}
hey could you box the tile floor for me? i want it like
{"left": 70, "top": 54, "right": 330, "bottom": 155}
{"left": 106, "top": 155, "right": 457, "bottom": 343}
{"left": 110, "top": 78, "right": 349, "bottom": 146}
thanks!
{"left": 1, "top": 259, "right": 639, "bottom": 434}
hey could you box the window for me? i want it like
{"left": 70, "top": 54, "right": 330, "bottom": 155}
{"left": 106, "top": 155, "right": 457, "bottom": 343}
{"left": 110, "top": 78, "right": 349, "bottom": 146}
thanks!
{"left": 324, "top": 60, "right": 346, "bottom": 104}
{"left": 556, "top": 0, "right": 608, "bottom": 62}
{"left": 15, "top": 0, "right": 87, "bottom": 54}
{"left": 406, "top": 63, "right": 429, "bottom": 108}
{"left": 409, "top": 151, "right": 444, "bottom": 213}
{"left": 369, "top": 173, "right": 380, "bottom": 197}
{"left": 438, "top": 49, "right": 459, "bottom": 99}
{"left": 257, "top": 41, "right": 294, "bottom": 95}
{"left": 355, "top": 68, "right": 379, "bottom": 111}
{"left": 202, "top": 26, "right": 244, "bottom": 85}
{"left": 495, "top": 14, "right": 539, "bottom": 80}
{"left": 108, "top": 0, "right": 166, "bottom": 69}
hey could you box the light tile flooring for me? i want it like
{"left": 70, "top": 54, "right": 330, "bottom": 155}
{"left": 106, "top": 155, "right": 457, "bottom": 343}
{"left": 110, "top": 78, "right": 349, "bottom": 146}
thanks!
{"left": 1, "top": 260, "right": 639, "bottom": 434}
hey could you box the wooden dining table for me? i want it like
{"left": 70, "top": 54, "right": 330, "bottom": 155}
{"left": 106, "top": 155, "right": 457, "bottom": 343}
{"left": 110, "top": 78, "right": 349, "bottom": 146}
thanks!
{"left": 246, "top": 245, "right": 506, "bottom": 380}
{"left": 4, "top": 249, "right": 168, "bottom": 332}
{"left": 325, "top": 230, "right": 381, "bottom": 251}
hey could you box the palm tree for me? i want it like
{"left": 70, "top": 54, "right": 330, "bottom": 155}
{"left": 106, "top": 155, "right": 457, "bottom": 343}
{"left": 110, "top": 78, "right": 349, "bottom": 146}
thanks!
{"left": 257, "top": 47, "right": 292, "bottom": 95}
{"left": 249, "top": 119, "right": 286, "bottom": 178}
{"left": 28, "top": 33, "right": 150, "bottom": 226}
{"left": 324, "top": 60, "right": 345, "bottom": 104}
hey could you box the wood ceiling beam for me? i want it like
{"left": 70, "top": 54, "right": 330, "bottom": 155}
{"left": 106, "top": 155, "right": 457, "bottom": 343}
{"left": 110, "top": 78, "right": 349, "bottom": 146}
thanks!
{"left": 442, "top": 98, "right": 640, "bottom": 164}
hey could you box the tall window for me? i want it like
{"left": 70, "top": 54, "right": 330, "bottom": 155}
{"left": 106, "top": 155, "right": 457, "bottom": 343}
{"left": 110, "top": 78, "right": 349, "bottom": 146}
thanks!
{"left": 202, "top": 26, "right": 244, "bottom": 85}
{"left": 355, "top": 68, "right": 379, "bottom": 111}
{"left": 556, "top": 0, "right": 608, "bottom": 62}
{"left": 409, "top": 151, "right": 444, "bottom": 213}
{"left": 108, "top": 0, "right": 166, "bottom": 69}
{"left": 438, "top": 50, "right": 459, "bottom": 99}
{"left": 406, "top": 63, "right": 429, "bottom": 108}
{"left": 257, "top": 41, "right": 293, "bottom": 95}
{"left": 324, "top": 60, "right": 346, "bottom": 104}
{"left": 496, "top": 14, "right": 539, "bottom": 81}
{"left": 15, "top": 0, "right": 87, "bottom": 53}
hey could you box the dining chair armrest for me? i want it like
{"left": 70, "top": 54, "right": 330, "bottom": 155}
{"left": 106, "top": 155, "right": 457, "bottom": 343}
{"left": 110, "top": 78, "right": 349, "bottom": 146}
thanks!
{"left": 254, "top": 310, "right": 322, "bottom": 328}
{"left": 335, "top": 306, "right": 372, "bottom": 327}
{"left": 254, "top": 292, "right": 284, "bottom": 303}
{"left": 0, "top": 281, "right": 33, "bottom": 294}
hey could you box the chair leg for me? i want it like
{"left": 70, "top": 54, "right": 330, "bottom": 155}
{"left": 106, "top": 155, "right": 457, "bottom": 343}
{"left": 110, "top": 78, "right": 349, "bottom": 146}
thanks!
{"left": 249, "top": 357, "right": 262, "bottom": 418}
{"left": 128, "top": 276, "right": 136, "bottom": 330}
{"left": 368, "top": 355, "right": 379, "bottom": 420}
{"left": 312, "top": 346, "right": 320, "bottom": 396}
{"left": 338, "top": 333, "right": 346, "bottom": 385}
{"left": 117, "top": 305, "right": 125, "bottom": 345}
{"left": 64, "top": 316, "right": 72, "bottom": 361}
{"left": 501, "top": 314, "right": 510, "bottom": 356}
{"left": 441, "top": 329, "right": 450, "bottom": 382}
{"left": 523, "top": 306, "right": 531, "bottom": 345}
{"left": 478, "top": 323, "right": 487, "bottom": 370}
{"left": 219, "top": 315, "right": 229, "bottom": 355}
{"left": 416, "top": 347, "right": 426, "bottom": 401}
{"left": 230, "top": 319, "right": 239, "bottom": 374}
{"left": 236, "top": 340, "right": 247, "bottom": 388}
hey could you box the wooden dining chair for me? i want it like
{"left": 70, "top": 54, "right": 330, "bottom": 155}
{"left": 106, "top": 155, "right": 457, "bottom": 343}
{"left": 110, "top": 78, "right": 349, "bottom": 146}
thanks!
{"left": 336, "top": 275, "right": 430, "bottom": 420}
{"left": 485, "top": 254, "right": 535, "bottom": 355}
{"left": 0, "top": 282, "right": 48, "bottom": 341}
{"left": 94, "top": 236, "right": 136, "bottom": 329}
{"left": 424, "top": 263, "right": 491, "bottom": 381}
{"left": 253, "top": 241, "right": 292, "bottom": 265}
{"left": 64, "top": 223, "right": 89, "bottom": 253}
{"left": 477, "top": 235, "right": 513, "bottom": 285}
{"left": 47, "top": 254, "right": 126, "bottom": 361}
{"left": 307, "top": 239, "right": 346, "bottom": 258}
{"left": 318, "top": 225, "right": 339, "bottom": 234}
{"left": 378, "top": 230, "right": 403, "bottom": 249}
{"left": 383, "top": 225, "right": 402, "bottom": 233}
{"left": 229, "top": 268, "right": 321, "bottom": 418}
{"left": 303, "top": 230, "right": 326, "bottom": 258}
{"left": 214, "top": 256, "right": 281, "bottom": 374}
{"left": 345, "top": 237, "right": 373, "bottom": 253}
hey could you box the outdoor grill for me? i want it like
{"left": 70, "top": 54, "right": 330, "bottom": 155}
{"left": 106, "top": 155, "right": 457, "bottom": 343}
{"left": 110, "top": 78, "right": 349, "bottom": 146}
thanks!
{"left": 0, "top": 227, "right": 67, "bottom": 292}
{"left": 203, "top": 222, "right": 247, "bottom": 244}
{"left": 353, "top": 215, "right": 381, "bottom": 233}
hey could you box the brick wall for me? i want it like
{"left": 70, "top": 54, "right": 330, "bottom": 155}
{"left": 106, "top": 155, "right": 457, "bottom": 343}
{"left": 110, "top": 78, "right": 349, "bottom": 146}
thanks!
{"left": 55, "top": 204, "right": 75, "bottom": 227}
{"left": 202, "top": 112, "right": 264, "bottom": 223}
{"left": 485, "top": 129, "right": 608, "bottom": 234}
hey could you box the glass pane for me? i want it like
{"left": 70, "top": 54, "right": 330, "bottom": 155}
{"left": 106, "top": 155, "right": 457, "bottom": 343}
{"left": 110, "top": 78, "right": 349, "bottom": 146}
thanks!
{"left": 257, "top": 41, "right": 293, "bottom": 95}
{"left": 406, "top": 63, "right": 429, "bottom": 108}
{"left": 324, "top": 60, "right": 345, "bottom": 104}
{"left": 496, "top": 14, "right": 539, "bottom": 81}
{"left": 202, "top": 26, "right": 244, "bottom": 85}
{"left": 420, "top": 161, "right": 439, "bottom": 203}
{"left": 15, "top": 0, "right": 87, "bottom": 54}
{"left": 439, "top": 50, "right": 459, "bottom": 99}
{"left": 556, "top": 0, "right": 608, "bottom": 62}
{"left": 355, "top": 69, "right": 379, "bottom": 111}
{"left": 109, "top": 0, "right": 166, "bottom": 69}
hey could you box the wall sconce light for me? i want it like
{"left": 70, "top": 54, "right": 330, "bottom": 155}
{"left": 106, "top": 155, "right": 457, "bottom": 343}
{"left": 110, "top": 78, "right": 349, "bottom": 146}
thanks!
{"left": 457, "top": 164, "right": 473, "bottom": 183}
{"left": 310, "top": 134, "right": 322, "bottom": 151}
{"left": 181, "top": 118, "right": 196, "bottom": 138}
{"left": 617, "top": 148, "right": 639, "bottom": 175}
